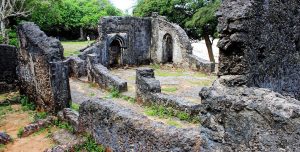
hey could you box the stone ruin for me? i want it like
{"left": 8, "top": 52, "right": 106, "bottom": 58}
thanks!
{"left": 17, "top": 22, "right": 71, "bottom": 113}
{"left": 199, "top": 0, "right": 300, "bottom": 151}
{"left": 1, "top": 0, "right": 300, "bottom": 150}
{"left": 78, "top": 13, "right": 215, "bottom": 73}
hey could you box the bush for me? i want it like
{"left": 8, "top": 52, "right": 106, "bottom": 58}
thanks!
{"left": 20, "top": 96, "right": 36, "bottom": 111}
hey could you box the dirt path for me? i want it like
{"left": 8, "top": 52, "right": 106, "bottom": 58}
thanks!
{"left": 111, "top": 65, "right": 216, "bottom": 103}
{"left": 0, "top": 105, "right": 54, "bottom": 152}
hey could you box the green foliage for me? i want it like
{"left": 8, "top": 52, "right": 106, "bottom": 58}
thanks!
{"left": 166, "top": 119, "right": 182, "bottom": 127}
{"left": 33, "top": 112, "right": 48, "bottom": 121}
{"left": 17, "top": 127, "right": 24, "bottom": 138}
{"left": 162, "top": 86, "right": 178, "bottom": 93}
{"left": 105, "top": 87, "right": 121, "bottom": 98}
{"left": 133, "top": 0, "right": 221, "bottom": 39}
{"left": 0, "top": 144, "right": 5, "bottom": 151}
{"left": 71, "top": 103, "right": 80, "bottom": 112}
{"left": 0, "top": 104, "right": 13, "bottom": 119}
{"left": 53, "top": 119, "right": 74, "bottom": 133}
{"left": 186, "top": 0, "right": 221, "bottom": 38}
{"left": 27, "top": 0, "right": 122, "bottom": 35}
{"left": 20, "top": 96, "right": 35, "bottom": 111}
{"left": 74, "top": 134, "right": 105, "bottom": 152}
{"left": 144, "top": 105, "right": 200, "bottom": 123}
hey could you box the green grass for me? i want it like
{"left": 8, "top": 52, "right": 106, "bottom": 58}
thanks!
{"left": 0, "top": 144, "right": 5, "bottom": 151}
{"left": 61, "top": 41, "right": 91, "bottom": 57}
{"left": 74, "top": 134, "right": 105, "bottom": 152}
{"left": 33, "top": 112, "right": 48, "bottom": 122}
{"left": 166, "top": 119, "right": 182, "bottom": 128}
{"left": 188, "top": 80, "right": 214, "bottom": 87}
{"left": 161, "top": 86, "right": 178, "bottom": 93}
{"left": 144, "top": 105, "right": 200, "bottom": 123}
{"left": 53, "top": 120, "right": 74, "bottom": 133}
{"left": 17, "top": 127, "right": 24, "bottom": 138}
{"left": 20, "top": 96, "right": 35, "bottom": 111}
{"left": 0, "top": 105, "right": 13, "bottom": 118}
{"left": 71, "top": 103, "right": 80, "bottom": 112}
{"left": 155, "top": 70, "right": 186, "bottom": 77}
{"left": 88, "top": 83, "right": 98, "bottom": 88}
{"left": 89, "top": 93, "right": 96, "bottom": 97}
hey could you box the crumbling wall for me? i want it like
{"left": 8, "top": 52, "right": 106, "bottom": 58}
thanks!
{"left": 87, "top": 54, "right": 127, "bottom": 92}
{"left": 136, "top": 68, "right": 201, "bottom": 116}
{"left": 217, "top": 0, "right": 300, "bottom": 98}
{"left": 98, "top": 17, "right": 152, "bottom": 66}
{"left": 151, "top": 15, "right": 192, "bottom": 66}
{"left": 0, "top": 45, "right": 18, "bottom": 93}
{"left": 79, "top": 99, "right": 201, "bottom": 151}
{"left": 17, "top": 22, "right": 71, "bottom": 113}
{"left": 199, "top": 0, "right": 300, "bottom": 151}
{"left": 200, "top": 77, "right": 300, "bottom": 151}
{"left": 65, "top": 56, "right": 86, "bottom": 78}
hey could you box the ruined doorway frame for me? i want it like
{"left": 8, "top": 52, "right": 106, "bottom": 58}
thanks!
{"left": 162, "top": 33, "right": 173, "bottom": 63}
{"left": 108, "top": 35, "right": 125, "bottom": 68}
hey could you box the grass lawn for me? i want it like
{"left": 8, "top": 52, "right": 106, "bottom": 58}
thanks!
{"left": 61, "top": 41, "right": 92, "bottom": 57}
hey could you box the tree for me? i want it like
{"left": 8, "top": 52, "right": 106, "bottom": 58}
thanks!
{"left": 186, "top": 0, "right": 220, "bottom": 63}
{"left": 0, "top": 0, "right": 30, "bottom": 44}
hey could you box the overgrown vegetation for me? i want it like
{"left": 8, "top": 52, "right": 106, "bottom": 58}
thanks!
{"left": 33, "top": 112, "right": 48, "bottom": 122}
{"left": 105, "top": 88, "right": 136, "bottom": 104}
{"left": 53, "top": 119, "right": 74, "bottom": 133}
{"left": 20, "top": 96, "right": 36, "bottom": 111}
{"left": 71, "top": 103, "right": 80, "bottom": 112}
{"left": 144, "top": 105, "right": 200, "bottom": 123}
{"left": 74, "top": 134, "right": 105, "bottom": 152}
{"left": 161, "top": 86, "right": 178, "bottom": 93}
{"left": 17, "top": 127, "right": 24, "bottom": 138}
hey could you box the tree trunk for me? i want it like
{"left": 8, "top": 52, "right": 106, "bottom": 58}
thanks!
{"left": 79, "top": 27, "right": 85, "bottom": 40}
{"left": 0, "top": 20, "right": 8, "bottom": 44}
{"left": 204, "top": 34, "right": 215, "bottom": 63}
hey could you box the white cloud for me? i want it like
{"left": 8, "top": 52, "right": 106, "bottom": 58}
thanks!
{"left": 109, "top": 0, "right": 137, "bottom": 14}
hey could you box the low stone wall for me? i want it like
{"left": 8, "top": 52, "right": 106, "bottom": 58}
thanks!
{"left": 187, "top": 54, "right": 215, "bottom": 73}
{"left": 78, "top": 99, "right": 201, "bottom": 151}
{"left": 17, "top": 22, "right": 71, "bottom": 113}
{"left": 136, "top": 68, "right": 201, "bottom": 116}
{"left": 87, "top": 54, "right": 127, "bottom": 92}
{"left": 199, "top": 76, "right": 300, "bottom": 151}
{"left": 65, "top": 56, "right": 86, "bottom": 78}
{"left": 0, "top": 45, "right": 18, "bottom": 93}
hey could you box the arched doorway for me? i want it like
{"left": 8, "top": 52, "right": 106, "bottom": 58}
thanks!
{"left": 109, "top": 39, "right": 122, "bottom": 67}
{"left": 162, "top": 34, "right": 173, "bottom": 63}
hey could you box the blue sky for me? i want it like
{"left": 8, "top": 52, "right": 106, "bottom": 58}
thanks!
{"left": 109, "top": 0, "right": 137, "bottom": 14}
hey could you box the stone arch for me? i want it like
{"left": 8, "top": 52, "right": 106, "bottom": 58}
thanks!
{"left": 162, "top": 33, "right": 173, "bottom": 63}
{"left": 108, "top": 35, "right": 126, "bottom": 67}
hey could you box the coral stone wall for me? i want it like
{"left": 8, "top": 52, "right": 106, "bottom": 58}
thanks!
{"left": 17, "top": 22, "right": 71, "bottom": 113}
{"left": 217, "top": 0, "right": 300, "bottom": 98}
{"left": 98, "top": 17, "right": 152, "bottom": 66}
{"left": 151, "top": 16, "right": 193, "bottom": 66}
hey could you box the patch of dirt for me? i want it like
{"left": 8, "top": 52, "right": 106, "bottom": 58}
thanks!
{"left": 4, "top": 131, "right": 54, "bottom": 152}
{"left": 0, "top": 105, "right": 54, "bottom": 152}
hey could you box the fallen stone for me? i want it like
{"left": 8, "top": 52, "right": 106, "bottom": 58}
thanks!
{"left": 21, "top": 116, "right": 55, "bottom": 137}
{"left": 0, "top": 132, "right": 12, "bottom": 144}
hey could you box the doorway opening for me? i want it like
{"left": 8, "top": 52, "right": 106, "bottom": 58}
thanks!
{"left": 162, "top": 33, "right": 173, "bottom": 63}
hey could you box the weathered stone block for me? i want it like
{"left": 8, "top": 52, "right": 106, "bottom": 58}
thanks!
{"left": 78, "top": 99, "right": 201, "bottom": 151}
{"left": 0, "top": 132, "right": 12, "bottom": 144}
{"left": 136, "top": 68, "right": 201, "bottom": 116}
{"left": 65, "top": 56, "right": 87, "bottom": 78}
{"left": 87, "top": 54, "right": 127, "bottom": 92}
{"left": 17, "top": 22, "right": 71, "bottom": 113}
{"left": 199, "top": 78, "right": 300, "bottom": 151}
{"left": 217, "top": 0, "right": 300, "bottom": 99}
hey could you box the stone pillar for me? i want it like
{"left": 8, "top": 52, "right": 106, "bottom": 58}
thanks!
{"left": 17, "top": 22, "right": 71, "bottom": 113}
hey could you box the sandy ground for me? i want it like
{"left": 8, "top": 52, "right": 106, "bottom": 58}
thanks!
{"left": 0, "top": 105, "right": 54, "bottom": 152}
{"left": 192, "top": 39, "right": 220, "bottom": 63}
